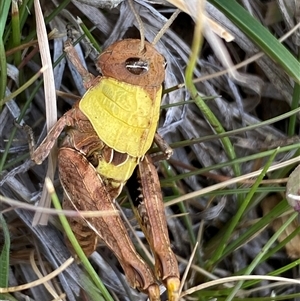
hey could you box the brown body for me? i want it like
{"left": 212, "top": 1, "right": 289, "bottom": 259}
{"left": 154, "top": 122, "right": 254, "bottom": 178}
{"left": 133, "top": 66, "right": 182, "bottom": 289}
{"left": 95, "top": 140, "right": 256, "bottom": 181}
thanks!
{"left": 32, "top": 39, "right": 180, "bottom": 300}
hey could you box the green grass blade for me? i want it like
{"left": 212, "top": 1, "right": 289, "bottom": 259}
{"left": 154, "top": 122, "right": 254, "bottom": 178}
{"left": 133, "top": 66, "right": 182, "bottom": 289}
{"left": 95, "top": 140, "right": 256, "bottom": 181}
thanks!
{"left": 0, "top": 214, "right": 10, "bottom": 299}
{"left": 288, "top": 48, "right": 300, "bottom": 135}
{"left": 185, "top": 1, "right": 241, "bottom": 184}
{"left": 48, "top": 178, "right": 114, "bottom": 301}
{"left": 11, "top": 0, "right": 21, "bottom": 66}
{"left": 209, "top": 0, "right": 300, "bottom": 84}
{"left": 225, "top": 212, "right": 298, "bottom": 300}
{"left": 206, "top": 148, "right": 279, "bottom": 268}
{"left": 0, "top": 0, "right": 11, "bottom": 104}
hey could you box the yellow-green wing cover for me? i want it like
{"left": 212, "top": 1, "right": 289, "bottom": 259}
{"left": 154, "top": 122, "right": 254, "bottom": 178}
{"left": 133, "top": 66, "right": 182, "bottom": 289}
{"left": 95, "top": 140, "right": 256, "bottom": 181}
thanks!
{"left": 79, "top": 77, "right": 161, "bottom": 157}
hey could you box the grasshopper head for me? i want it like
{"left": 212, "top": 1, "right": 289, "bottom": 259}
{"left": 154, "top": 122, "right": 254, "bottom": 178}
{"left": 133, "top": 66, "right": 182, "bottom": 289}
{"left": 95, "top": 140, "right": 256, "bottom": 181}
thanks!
{"left": 97, "top": 39, "right": 166, "bottom": 88}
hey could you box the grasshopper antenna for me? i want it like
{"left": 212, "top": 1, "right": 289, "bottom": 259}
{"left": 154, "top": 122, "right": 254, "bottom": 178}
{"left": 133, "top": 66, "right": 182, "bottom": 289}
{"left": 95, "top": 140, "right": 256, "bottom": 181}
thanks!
{"left": 128, "top": 0, "right": 145, "bottom": 53}
{"left": 152, "top": 9, "right": 180, "bottom": 46}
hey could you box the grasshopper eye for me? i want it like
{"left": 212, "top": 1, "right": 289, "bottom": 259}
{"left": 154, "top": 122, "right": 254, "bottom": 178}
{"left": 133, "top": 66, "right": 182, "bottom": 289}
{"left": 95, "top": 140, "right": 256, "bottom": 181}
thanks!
{"left": 125, "top": 57, "right": 149, "bottom": 75}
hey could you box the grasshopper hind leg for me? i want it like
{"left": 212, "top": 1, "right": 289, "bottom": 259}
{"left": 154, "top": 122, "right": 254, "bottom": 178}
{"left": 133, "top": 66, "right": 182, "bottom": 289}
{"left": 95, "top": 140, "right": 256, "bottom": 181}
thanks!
{"left": 127, "top": 154, "right": 180, "bottom": 301}
{"left": 58, "top": 147, "right": 161, "bottom": 299}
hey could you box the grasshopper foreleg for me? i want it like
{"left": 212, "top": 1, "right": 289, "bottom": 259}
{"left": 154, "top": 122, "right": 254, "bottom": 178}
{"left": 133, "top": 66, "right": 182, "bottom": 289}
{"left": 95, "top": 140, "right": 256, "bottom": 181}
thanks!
{"left": 152, "top": 133, "right": 173, "bottom": 162}
{"left": 64, "top": 40, "right": 96, "bottom": 89}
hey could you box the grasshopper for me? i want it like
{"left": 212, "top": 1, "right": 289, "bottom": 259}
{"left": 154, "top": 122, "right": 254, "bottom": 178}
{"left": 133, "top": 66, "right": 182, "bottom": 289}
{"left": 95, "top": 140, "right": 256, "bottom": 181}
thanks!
{"left": 31, "top": 35, "right": 180, "bottom": 300}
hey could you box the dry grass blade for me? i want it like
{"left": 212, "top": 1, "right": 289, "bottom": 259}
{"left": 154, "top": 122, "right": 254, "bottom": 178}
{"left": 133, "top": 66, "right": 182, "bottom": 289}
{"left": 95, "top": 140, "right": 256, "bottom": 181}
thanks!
{"left": 0, "top": 258, "right": 74, "bottom": 293}
{"left": 32, "top": 0, "right": 57, "bottom": 226}
{"left": 166, "top": 155, "right": 300, "bottom": 206}
{"left": 178, "top": 242, "right": 199, "bottom": 296}
{"left": 181, "top": 275, "right": 300, "bottom": 298}
{"left": 166, "top": 0, "right": 234, "bottom": 41}
{"left": 29, "top": 250, "right": 65, "bottom": 300}
{"left": 0, "top": 195, "right": 118, "bottom": 218}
